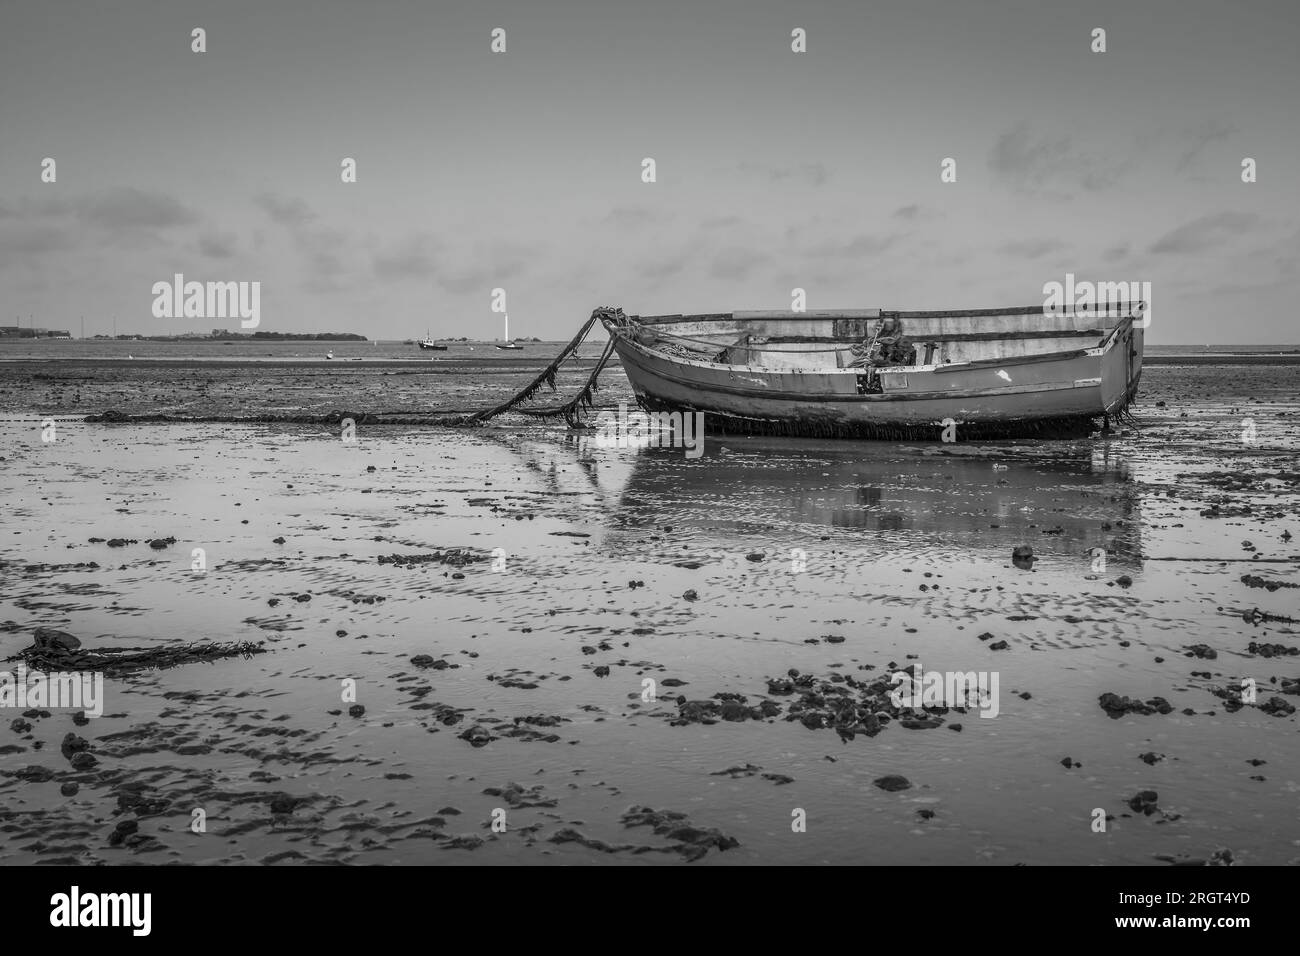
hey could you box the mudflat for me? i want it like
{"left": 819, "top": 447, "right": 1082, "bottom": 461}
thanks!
{"left": 1, "top": 355, "right": 1296, "bottom": 865}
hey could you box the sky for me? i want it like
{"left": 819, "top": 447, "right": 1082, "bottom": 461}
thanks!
{"left": 1, "top": 0, "right": 1297, "bottom": 342}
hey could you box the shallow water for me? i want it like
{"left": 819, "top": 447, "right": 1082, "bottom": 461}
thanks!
{"left": 1, "top": 361, "right": 1297, "bottom": 865}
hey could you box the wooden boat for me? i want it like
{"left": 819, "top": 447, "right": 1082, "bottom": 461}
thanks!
{"left": 599, "top": 304, "right": 1145, "bottom": 439}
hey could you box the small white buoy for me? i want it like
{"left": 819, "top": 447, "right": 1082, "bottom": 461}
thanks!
{"left": 325, "top": 350, "right": 334, "bottom": 360}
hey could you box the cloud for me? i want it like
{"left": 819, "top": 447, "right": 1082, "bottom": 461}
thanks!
{"left": 997, "top": 238, "right": 1066, "bottom": 259}
{"left": 988, "top": 123, "right": 1124, "bottom": 194}
{"left": 374, "top": 234, "right": 440, "bottom": 279}
{"left": 255, "top": 193, "right": 317, "bottom": 228}
{"left": 0, "top": 190, "right": 197, "bottom": 269}
{"left": 738, "top": 162, "right": 828, "bottom": 187}
{"left": 701, "top": 215, "right": 743, "bottom": 230}
{"left": 802, "top": 234, "right": 900, "bottom": 258}
{"left": 636, "top": 252, "right": 690, "bottom": 280}
{"left": 1177, "top": 118, "right": 1235, "bottom": 171}
{"left": 604, "top": 206, "right": 661, "bottom": 229}
{"left": 76, "top": 188, "right": 199, "bottom": 230}
{"left": 1149, "top": 212, "right": 1260, "bottom": 255}
{"left": 435, "top": 242, "right": 538, "bottom": 294}
{"left": 710, "top": 247, "right": 769, "bottom": 280}
{"left": 0, "top": 223, "right": 76, "bottom": 264}
{"left": 198, "top": 233, "right": 237, "bottom": 259}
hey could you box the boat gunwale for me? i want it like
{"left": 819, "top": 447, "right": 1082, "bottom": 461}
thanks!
{"left": 602, "top": 318, "right": 1122, "bottom": 383}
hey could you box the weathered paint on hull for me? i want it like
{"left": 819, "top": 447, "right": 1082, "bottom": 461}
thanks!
{"left": 606, "top": 319, "right": 1142, "bottom": 440}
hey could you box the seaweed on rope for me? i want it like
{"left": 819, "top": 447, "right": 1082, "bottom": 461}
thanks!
{"left": 441, "top": 306, "right": 622, "bottom": 427}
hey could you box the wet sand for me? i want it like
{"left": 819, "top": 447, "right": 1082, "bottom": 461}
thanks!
{"left": 1, "top": 356, "right": 1297, "bottom": 865}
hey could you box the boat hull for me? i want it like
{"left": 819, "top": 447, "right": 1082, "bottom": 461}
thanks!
{"left": 604, "top": 313, "right": 1142, "bottom": 440}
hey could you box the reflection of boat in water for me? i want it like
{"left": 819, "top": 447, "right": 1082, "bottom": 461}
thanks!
{"left": 600, "top": 304, "right": 1145, "bottom": 440}
{"left": 602, "top": 438, "right": 1141, "bottom": 561}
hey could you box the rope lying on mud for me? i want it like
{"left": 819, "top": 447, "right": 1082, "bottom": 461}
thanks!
{"left": 11, "top": 627, "right": 266, "bottom": 678}
{"left": 83, "top": 307, "right": 625, "bottom": 429}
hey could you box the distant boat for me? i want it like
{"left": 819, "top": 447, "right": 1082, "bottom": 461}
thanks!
{"left": 496, "top": 313, "right": 524, "bottom": 350}
{"left": 601, "top": 302, "right": 1146, "bottom": 439}
{"left": 418, "top": 339, "right": 447, "bottom": 351}
{"left": 325, "top": 350, "right": 335, "bottom": 360}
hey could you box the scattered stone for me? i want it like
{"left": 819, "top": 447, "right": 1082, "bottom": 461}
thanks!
{"left": 458, "top": 724, "right": 495, "bottom": 747}
{"left": 1099, "top": 692, "right": 1173, "bottom": 718}
{"left": 1127, "top": 790, "right": 1160, "bottom": 815}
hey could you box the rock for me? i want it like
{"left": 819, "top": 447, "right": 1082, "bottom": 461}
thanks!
{"left": 348, "top": 704, "right": 365, "bottom": 718}
{"left": 873, "top": 774, "right": 912, "bottom": 792}
{"left": 33, "top": 627, "right": 81, "bottom": 652}
{"left": 1127, "top": 790, "right": 1159, "bottom": 815}
{"left": 60, "top": 733, "right": 90, "bottom": 758}
{"left": 1099, "top": 692, "right": 1172, "bottom": 718}
{"left": 682, "top": 589, "right": 698, "bottom": 602}
{"left": 269, "top": 793, "right": 298, "bottom": 814}
{"left": 1138, "top": 752, "right": 1164, "bottom": 765}
{"left": 458, "top": 724, "right": 495, "bottom": 747}
{"left": 1259, "top": 696, "right": 1296, "bottom": 717}
{"left": 70, "top": 752, "right": 98, "bottom": 770}
{"left": 988, "top": 640, "right": 1010, "bottom": 651}
{"left": 60, "top": 782, "right": 79, "bottom": 797}
{"left": 1011, "top": 545, "right": 1035, "bottom": 568}
{"left": 1114, "top": 574, "right": 1133, "bottom": 588}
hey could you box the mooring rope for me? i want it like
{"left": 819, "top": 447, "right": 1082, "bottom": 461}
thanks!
{"left": 517, "top": 334, "right": 618, "bottom": 426}
{"left": 441, "top": 306, "right": 623, "bottom": 427}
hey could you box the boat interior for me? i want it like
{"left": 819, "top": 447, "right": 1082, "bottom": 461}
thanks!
{"left": 622, "top": 305, "right": 1144, "bottom": 371}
